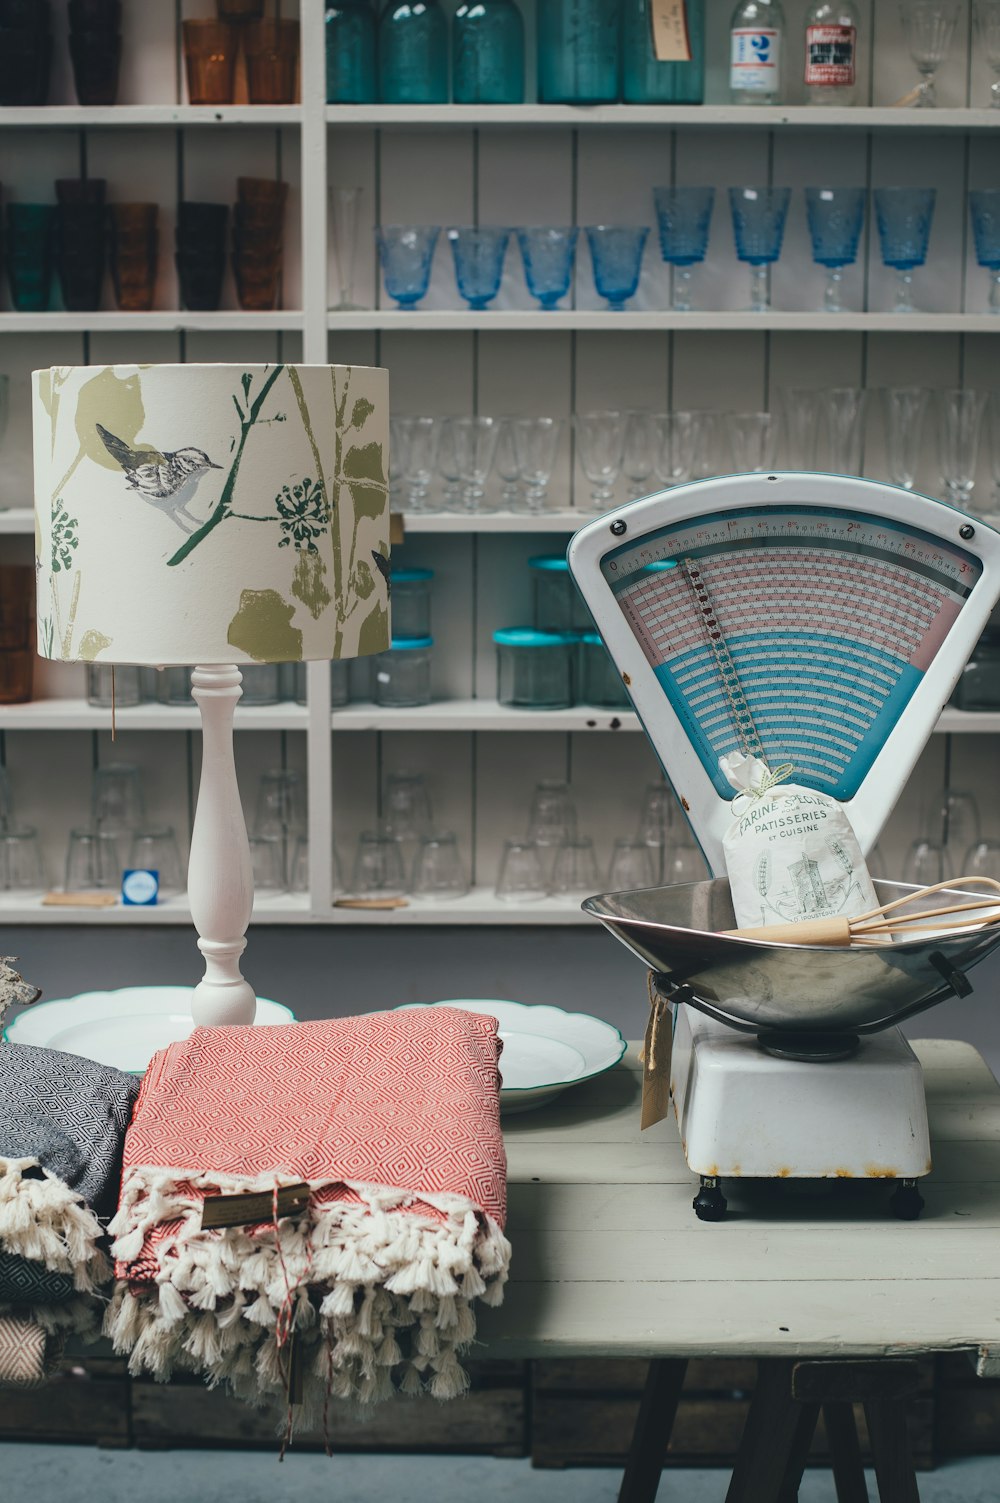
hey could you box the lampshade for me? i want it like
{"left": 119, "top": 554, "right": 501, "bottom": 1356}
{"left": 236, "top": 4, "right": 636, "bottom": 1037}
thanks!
{"left": 32, "top": 362, "right": 390, "bottom": 666}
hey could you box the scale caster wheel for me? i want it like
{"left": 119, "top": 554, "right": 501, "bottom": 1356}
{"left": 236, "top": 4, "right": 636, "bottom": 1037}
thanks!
{"left": 693, "top": 1176, "right": 728, "bottom": 1222}
{"left": 890, "top": 1179, "right": 924, "bottom": 1221}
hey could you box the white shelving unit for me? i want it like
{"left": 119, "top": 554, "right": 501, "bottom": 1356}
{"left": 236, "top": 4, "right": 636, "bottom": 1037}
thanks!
{"left": 1, "top": 0, "right": 999, "bottom": 928}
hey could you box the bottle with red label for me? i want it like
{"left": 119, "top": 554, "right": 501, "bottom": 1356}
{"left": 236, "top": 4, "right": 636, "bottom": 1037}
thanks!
{"left": 804, "top": 1, "right": 860, "bottom": 105}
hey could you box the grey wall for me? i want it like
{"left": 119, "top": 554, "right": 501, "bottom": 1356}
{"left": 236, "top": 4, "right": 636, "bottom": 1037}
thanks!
{"left": 4, "top": 924, "right": 1000, "bottom": 1078}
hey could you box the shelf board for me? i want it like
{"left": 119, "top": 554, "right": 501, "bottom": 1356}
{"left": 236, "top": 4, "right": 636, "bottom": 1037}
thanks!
{"left": 935, "top": 709, "right": 1000, "bottom": 734}
{"left": 0, "top": 105, "right": 302, "bottom": 128}
{"left": 0, "top": 892, "right": 311, "bottom": 926}
{"left": 0, "top": 889, "right": 595, "bottom": 927}
{"left": 329, "top": 309, "right": 1000, "bottom": 333}
{"left": 332, "top": 699, "right": 640, "bottom": 732}
{"left": 0, "top": 509, "right": 32, "bottom": 534}
{"left": 0, "top": 311, "right": 301, "bottom": 333}
{"left": 400, "top": 509, "right": 580, "bottom": 533}
{"left": 0, "top": 699, "right": 308, "bottom": 732}
{"left": 326, "top": 104, "right": 1000, "bottom": 131}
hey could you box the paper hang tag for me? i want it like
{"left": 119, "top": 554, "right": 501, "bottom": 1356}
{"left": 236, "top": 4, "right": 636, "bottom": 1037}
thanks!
{"left": 651, "top": 0, "right": 692, "bottom": 62}
{"left": 640, "top": 974, "right": 673, "bottom": 1130}
{"left": 200, "top": 1181, "right": 311, "bottom": 1230}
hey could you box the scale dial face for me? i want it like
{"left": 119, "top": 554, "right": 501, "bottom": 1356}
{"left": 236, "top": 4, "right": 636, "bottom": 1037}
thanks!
{"left": 600, "top": 504, "right": 981, "bottom": 800}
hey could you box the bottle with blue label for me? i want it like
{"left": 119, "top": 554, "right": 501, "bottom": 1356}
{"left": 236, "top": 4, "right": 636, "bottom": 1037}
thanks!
{"left": 729, "top": 0, "right": 785, "bottom": 105}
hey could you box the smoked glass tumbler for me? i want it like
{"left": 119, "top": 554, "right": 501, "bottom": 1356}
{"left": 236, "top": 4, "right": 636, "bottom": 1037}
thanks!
{"left": 652, "top": 185, "right": 714, "bottom": 311}
{"left": 728, "top": 186, "right": 792, "bottom": 313}
{"left": 182, "top": 19, "right": 238, "bottom": 104}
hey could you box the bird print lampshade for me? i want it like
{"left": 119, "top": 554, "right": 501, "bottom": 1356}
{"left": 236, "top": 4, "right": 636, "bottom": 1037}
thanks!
{"left": 32, "top": 363, "right": 391, "bottom": 666}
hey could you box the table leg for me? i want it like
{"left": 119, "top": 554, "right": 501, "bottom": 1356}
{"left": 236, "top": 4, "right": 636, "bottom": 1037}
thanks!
{"left": 777, "top": 1401, "right": 821, "bottom": 1503}
{"left": 823, "top": 1401, "right": 868, "bottom": 1503}
{"left": 864, "top": 1399, "right": 920, "bottom": 1503}
{"left": 616, "top": 1358, "right": 688, "bottom": 1503}
{"left": 726, "top": 1360, "right": 803, "bottom": 1503}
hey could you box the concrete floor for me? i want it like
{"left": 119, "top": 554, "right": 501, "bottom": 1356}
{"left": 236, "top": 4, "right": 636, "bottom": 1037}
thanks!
{"left": 3, "top": 1448, "right": 1000, "bottom": 1502}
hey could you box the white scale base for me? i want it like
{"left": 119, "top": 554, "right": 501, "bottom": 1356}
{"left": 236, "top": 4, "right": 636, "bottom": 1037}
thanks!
{"left": 671, "top": 1006, "right": 931, "bottom": 1185}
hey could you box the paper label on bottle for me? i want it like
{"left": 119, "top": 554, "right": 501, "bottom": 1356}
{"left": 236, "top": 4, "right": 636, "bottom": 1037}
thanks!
{"left": 651, "top": 0, "right": 692, "bottom": 62}
{"left": 805, "top": 24, "right": 856, "bottom": 85}
{"left": 730, "top": 28, "right": 781, "bottom": 92}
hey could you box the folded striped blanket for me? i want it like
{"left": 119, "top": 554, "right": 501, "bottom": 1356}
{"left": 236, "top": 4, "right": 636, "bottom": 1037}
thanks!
{"left": 0, "top": 1042, "right": 140, "bottom": 1384}
{"left": 108, "top": 1010, "right": 510, "bottom": 1423}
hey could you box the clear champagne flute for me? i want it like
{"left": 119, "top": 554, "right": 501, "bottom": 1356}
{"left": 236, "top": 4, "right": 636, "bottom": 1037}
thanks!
{"left": 329, "top": 186, "right": 364, "bottom": 310}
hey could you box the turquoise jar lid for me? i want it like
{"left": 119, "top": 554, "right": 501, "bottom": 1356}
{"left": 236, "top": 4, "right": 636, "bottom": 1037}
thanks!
{"left": 388, "top": 635, "right": 434, "bottom": 650}
{"left": 579, "top": 631, "right": 604, "bottom": 646}
{"left": 528, "top": 555, "right": 569, "bottom": 572}
{"left": 493, "top": 627, "right": 576, "bottom": 647}
{"left": 391, "top": 567, "right": 435, "bottom": 582}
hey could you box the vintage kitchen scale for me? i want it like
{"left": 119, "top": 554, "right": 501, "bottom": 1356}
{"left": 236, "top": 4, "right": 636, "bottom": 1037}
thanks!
{"left": 568, "top": 472, "right": 1000, "bottom": 1222}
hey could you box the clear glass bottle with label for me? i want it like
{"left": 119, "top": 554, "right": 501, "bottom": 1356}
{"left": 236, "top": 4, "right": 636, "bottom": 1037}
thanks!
{"left": 804, "top": 0, "right": 859, "bottom": 105}
{"left": 729, "top": 0, "right": 785, "bottom": 105}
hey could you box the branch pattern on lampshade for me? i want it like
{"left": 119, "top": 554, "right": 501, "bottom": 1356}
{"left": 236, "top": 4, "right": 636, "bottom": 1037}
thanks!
{"left": 32, "top": 363, "right": 390, "bottom": 666}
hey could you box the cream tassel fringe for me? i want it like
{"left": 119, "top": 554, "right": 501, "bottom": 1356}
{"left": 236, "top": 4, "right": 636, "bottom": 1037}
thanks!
{"left": 0, "top": 1158, "right": 110, "bottom": 1292}
{"left": 107, "top": 1168, "right": 511, "bottom": 1422}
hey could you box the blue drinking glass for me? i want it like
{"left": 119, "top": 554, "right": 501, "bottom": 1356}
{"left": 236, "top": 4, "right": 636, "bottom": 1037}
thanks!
{"left": 970, "top": 188, "right": 1000, "bottom": 314}
{"left": 447, "top": 226, "right": 511, "bottom": 310}
{"left": 377, "top": 225, "right": 440, "bottom": 308}
{"left": 652, "top": 185, "right": 714, "bottom": 311}
{"left": 378, "top": 0, "right": 448, "bottom": 104}
{"left": 874, "top": 186, "right": 936, "bottom": 313}
{"left": 536, "top": 0, "right": 618, "bottom": 104}
{"left": 728, "top": 186, "right": 792, "bottom": 313}
{"left": 805, "top": 186, "right": 866, "bottom": 313}
{"left": 453, "top": 0, "right": 524, "bottom": 104}
{"left": 516, "top": 226, "right": 578, "bottom": 310}
{"left": 326, "top": 0, "right": 376, "bottom": 103}
{"left": 585, "top": 225, "right": 649, "bottom": 312}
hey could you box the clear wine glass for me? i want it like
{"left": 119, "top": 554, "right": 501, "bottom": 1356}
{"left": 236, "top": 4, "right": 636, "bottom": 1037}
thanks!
{"left": 574, "top": 410, "right": 624, "bottom": 511}
{"left": 513, "top": 417, "right": 560, "bottom": 513}
{"left": 965, "top": 837, "right": 1000, "bottom": 883}
{"left": 903, "top": 838, "right": 945, "bottom": 886}
{"left": 329, "top": 186, "right": 364, "bottom": 310}
{"left": 975, "top": 0, "right": 1000, "bottom": 107}
{"left": 825, "top": 388, "right": 868, "bottom": 476}
{"left": 451, "top": 415, "right": 499, "bottom": 513}
{"left": 727, "top": 412, "right": 776, "bottom": 473}
{"left": 988, "top": 391, "right": 1000, "bottom": 514}
{"left": 622, "top": 410, "right": 658, "bottom": 499}
{"left": 398, "top": 415, "right": 438, "bottom": 512}
{"left": 940, "top": 788, "right": 980, "bottom": 878}
{"left": 653, "top": 412, "right": 700, "bottom": 487}
{"left": 494, "top": 419, "right": 521, "bottom": 508}
{"left": 881, "top": 387, "right": 929, "bottom": 491}
{"left": 779, "top": 389, "right": 823, "bottom": 470}
{"left": 936, "top": 388, "right": 988, "bottom": 509}
{"left": 728, "top": 186, "right": 792, "bottom": 313}
{"left": 898, "top": 0, "right": 961, "bottom": 108}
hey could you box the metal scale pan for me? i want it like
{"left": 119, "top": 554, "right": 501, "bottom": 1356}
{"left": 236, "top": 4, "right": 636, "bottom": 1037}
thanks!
{"left": 568, "top": 473, "right": 1000, "bottom": 1218}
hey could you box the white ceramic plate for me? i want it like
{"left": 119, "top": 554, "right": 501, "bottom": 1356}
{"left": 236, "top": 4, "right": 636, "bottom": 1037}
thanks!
{"left": 4, "top": 986, "right": 296, "bottom": 1073}
{"left": 395, "top": 999, "right": 627, "bottom": 1114}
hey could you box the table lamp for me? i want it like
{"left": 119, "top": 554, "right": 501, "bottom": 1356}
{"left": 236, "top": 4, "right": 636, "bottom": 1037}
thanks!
{"left": 32, "top": 361, "right": 390, "bottom": 1035}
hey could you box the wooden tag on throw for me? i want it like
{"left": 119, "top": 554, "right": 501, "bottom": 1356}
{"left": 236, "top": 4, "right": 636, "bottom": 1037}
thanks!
{"left": 640, "top": 974, "right": 673, "bottom": 1130}
{"left": 200, "top": 1182, "right": 311, "bottom": 1230}
{"left": 651, "top": 0, "right": 692, "bottom": 62}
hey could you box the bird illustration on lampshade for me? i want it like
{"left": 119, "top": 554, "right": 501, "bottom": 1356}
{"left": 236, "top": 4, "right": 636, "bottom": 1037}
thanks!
{"left": 32, "top": 362, "right": 391, "bottom": 668}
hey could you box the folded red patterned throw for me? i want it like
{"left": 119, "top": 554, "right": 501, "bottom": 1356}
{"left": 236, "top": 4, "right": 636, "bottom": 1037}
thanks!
{"left": 107, "top": 1010, "right": 510, "bottom": 1421}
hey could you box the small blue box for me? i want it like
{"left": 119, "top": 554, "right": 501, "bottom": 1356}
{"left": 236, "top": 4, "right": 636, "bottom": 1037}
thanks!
{"left": 122, "top": 869, "right": 159, "bottom": 906}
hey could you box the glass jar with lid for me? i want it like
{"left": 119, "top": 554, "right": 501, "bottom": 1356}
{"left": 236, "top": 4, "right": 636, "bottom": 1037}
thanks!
{"left": 374, "top": 636, "right": 433, "bottom": 707}
{"left": 578, "top": 631, "right": 630, "bottom": 708}
{"left": 495, "top": 626, "right": 575, "bottom": 709}
{"left": 390, "top": 566, "right": 434, "bottom": 639}
{"left": 529, "top": 554, "right": 590, "bottom": 633}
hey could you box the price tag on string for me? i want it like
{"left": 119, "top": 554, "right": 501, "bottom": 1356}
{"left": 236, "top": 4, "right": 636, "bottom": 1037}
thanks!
{"left": 651, "top": 0, "right": 692, "bottom": 62}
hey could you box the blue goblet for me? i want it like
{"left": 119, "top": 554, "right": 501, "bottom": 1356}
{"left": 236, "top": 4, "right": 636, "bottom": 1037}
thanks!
{"left": 447, "top": 225, "right": 511, "bottom": 311}
{"left": 376, "top": 224, "right": 440, "bottom": 308}
{"left": 874, "top": 187, "right": 936, "bottom": 313}
{"left": 652, "top": 185, "right": 714, "bottom": 311}
{"left": 516, "top": 226, "right": 578, "bottom": 311}
{"left": 585, "top": 225, "right": 649, "bottom": 312}
{"left": 970, "top": 189, "right": 1000, "bottom": 314}
{"left": 728, "top": 186, "right": 791, "bottom": 313}
{"left": 805, "top": 186, "right": 866, "bottom": 313}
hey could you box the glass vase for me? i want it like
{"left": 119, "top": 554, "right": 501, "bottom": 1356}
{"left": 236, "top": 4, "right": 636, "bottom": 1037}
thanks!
{"left": 453, "top": 0, "right": 524, "bottom": 103}
{"left": 537, "top": 0, "right": 620, "bottom": 104}
{"left": 326, "top": 0, "right": 376, "bottom": 103}
{"left": 622, "top": 0, "right": 705, "bottom": 103}
{"left": 379, "top": 0, "right": 448, "bottom": 104}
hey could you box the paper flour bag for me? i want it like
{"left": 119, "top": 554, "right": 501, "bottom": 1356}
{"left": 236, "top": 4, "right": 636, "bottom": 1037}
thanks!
{"left": 721, "top": 753, "right": 879, "bottom": 931}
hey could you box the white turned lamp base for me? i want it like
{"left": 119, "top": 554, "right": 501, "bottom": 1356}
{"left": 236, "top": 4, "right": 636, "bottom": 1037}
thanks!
{"left": 188, "top": 665, "right": 257, "bottom": 1029}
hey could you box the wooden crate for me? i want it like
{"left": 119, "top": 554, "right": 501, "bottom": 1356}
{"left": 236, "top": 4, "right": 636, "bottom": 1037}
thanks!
{"left": 530, "top": 1359, "right": 936, "bottom": 1471}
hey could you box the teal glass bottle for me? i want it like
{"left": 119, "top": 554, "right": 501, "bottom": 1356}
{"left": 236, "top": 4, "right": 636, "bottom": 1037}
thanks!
{"left": 537, "top": 0, "right": 620, "bottom": 105}
{"left": 326, "top": 1, "right": 376, "bottom": 103}
{"left": 379, "top": 0, "right": 449, "bottom": 104}
{"left": 622, "top": 0, "right": 705, "bottom": 103}
{"left": 453, "top": 0, "right": 525, "bottom": 104}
